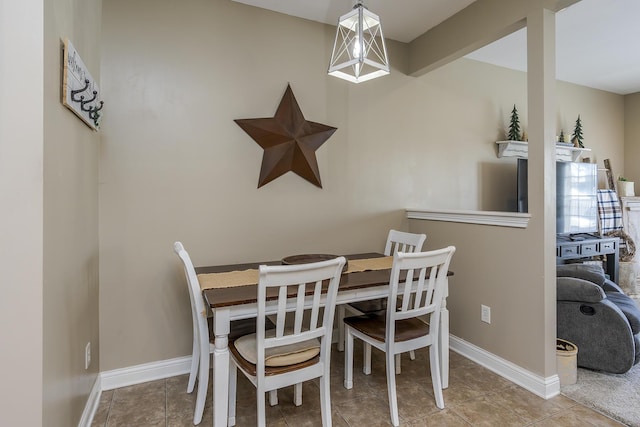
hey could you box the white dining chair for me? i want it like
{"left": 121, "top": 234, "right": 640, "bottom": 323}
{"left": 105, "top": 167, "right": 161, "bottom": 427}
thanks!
{"left": 227, "top": 256, "right": 346, "bottom": 427}
{"left": 343, "top": 246, "right": 456, "bottom": 427}
{"left": 173, "top": 242, "right": 279, "bottom": 425}
{"left": 337, "top": 229, "right": 426, "bottom": 374}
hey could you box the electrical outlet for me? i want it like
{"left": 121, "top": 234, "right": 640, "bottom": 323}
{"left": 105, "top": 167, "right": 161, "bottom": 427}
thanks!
{"left": 85, "top": 342, "right": 91, "bottom": 369}
{"left": 481, "top": 305, "right": 491, "bottom": 324}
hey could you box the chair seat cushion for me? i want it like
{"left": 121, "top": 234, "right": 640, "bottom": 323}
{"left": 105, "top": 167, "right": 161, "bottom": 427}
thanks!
{"left": 606, "top": 292, "right": 640, "bottom": 334}
{"left": 232, "top": 329, "right": 320, "bottom": 367}
{"left": 344, "top": 312, "right": 430, "bottom": 342}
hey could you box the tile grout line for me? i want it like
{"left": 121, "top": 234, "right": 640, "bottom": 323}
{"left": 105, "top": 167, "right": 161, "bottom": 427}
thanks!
{"left": 91, "top": 353, "right": 624, "bottom": 426}
{"left": 104, "top": 389, "right": 115, "bottom": 427}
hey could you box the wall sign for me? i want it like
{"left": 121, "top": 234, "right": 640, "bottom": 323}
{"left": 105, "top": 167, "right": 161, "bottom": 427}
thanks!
{"left": 62, "top": 39, "right": 103, "bottom": 130}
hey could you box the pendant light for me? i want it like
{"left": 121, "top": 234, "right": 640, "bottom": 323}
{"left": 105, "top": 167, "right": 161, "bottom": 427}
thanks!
{"left": 328, "top": 0, "right": 390, "bottom": 83}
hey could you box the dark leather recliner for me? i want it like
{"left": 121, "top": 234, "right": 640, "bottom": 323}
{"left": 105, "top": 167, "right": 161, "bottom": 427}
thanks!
{"left": 557, "top": 264, "right": 640, "bottom": 374}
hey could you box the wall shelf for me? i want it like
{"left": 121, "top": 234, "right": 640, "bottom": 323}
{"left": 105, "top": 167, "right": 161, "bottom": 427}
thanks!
{"left": 496, "top": 141, "right": 591, "bottom": 162}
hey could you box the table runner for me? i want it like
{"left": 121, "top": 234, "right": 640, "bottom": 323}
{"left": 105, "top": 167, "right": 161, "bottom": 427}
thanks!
{"left": 198, "top": 256, "right": 393, "bottom": 290}
{"left": 344, "top": 256, "right": 393, "bottom": 274}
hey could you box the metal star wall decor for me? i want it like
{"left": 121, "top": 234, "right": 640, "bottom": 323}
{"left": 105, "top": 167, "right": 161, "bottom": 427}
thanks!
{"left": 235, "top": 84, "right": 337, "bottom": 188}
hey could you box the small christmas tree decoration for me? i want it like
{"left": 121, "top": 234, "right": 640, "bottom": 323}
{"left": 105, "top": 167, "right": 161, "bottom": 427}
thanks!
{"left": 508, "top": 104, "right": 522, "bottom": 141}
{"left": 571, "top": 115, "right": 584, "bottom": 148}
{"left": 559, "top": 130, "right": 566, "bottom": 143}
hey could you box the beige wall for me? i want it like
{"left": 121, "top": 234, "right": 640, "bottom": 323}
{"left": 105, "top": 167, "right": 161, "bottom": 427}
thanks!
{"left": 408, "top": 220, "right": 546, "bottom": 369}
{"left": 99, "top": 0, "right": 626, "bottom": 376}
{"left": 99, "top": 0, "right": 409, "bottom": 370}
{"left": 0, "top": 1, "right": 44, "bottom": 426}
{"left": 558, "top": 82, "right": 625, "bottom": 186}
{"left": 43, "top": 0, "right": 102, "bottom": 426}
{"left": 412, "top": 83, "right": 626, "bottom": 376}
{"left": 624, "top": 92, "right": 640, "bottom": 183}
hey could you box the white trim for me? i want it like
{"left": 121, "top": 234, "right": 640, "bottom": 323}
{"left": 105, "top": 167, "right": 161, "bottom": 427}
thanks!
{"left": 450, "top": 335, "right": 560, "bottom": 399}
{"left": 496, "top": 140, "right": 591, "bottom": 162}
{"left": 83, "top": 336, "right": 561, "bottom": 424}
{"left": 78, "top": 375, "right": 102, "bottom": 427}
{"left": 98, "top": 338, "right": 559, "bottom": 398}
{"left": 100, "top": 355, "right": 192, "bottom": 391}
{"left": 406, "top": 208, "right": 531, "bottom": 228}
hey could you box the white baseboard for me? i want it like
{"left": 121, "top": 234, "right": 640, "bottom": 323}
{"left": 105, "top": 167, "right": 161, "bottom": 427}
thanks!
{"left": 450, "top": 334, "right": 561, "bottom": 399}
{"left": 100, "top": 355, "right": 192, "bottom": 391}
{"left": 78, "top": 374, "right": 102, "bottom": 427}
{"left": 82, "top": 336, "right": 561, "bottom": 425}
{"left": 79, "top": 356, "right": 191, "bottom": 426}
{"left": 99, "top": 339, "right": 560, "bottom": 398}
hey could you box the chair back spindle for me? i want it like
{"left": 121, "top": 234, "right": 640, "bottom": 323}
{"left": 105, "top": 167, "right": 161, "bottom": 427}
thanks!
{"left": 387, "top": 248, "right": 454, "bottom": 340}
{"left": 256, "top": 258, "right": 345, "bottom": 377}
{"left": 384, "top": 229, "right": 427, "bottom": 256}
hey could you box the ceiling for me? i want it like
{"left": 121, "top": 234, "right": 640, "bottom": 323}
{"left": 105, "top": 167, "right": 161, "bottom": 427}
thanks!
{"left": 232, "top": 0, "right": 640, "bottom": 95}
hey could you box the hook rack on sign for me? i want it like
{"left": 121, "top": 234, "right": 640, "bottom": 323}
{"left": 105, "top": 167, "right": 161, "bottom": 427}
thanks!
{"left": 62, "top": 39, "right": 104, "bottom": 130}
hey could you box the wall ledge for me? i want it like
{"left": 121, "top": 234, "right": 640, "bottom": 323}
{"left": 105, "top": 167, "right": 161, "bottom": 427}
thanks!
{"left": 406, "top": 208, "right": 531, "bottom": 228}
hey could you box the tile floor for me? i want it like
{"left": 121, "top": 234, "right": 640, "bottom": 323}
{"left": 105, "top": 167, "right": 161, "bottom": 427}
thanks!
{"left": 91, "top": 345, "right": 624, "bottom": 427}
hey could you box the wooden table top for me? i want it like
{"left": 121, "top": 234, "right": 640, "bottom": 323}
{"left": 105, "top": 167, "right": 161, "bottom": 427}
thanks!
{"left": 199, "top": 253, "right": 387, "bottom": 308}
{"left": 198, "top": 253, "right": 451, "bottom": 309}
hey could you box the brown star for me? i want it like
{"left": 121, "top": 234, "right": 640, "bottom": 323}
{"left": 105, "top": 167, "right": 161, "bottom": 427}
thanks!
{"left": 235, "top": 84, "right": 337, "bottom": 188}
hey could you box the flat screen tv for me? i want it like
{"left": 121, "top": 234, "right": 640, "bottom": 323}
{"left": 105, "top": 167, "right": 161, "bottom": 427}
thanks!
{"left": 517, "top": 159, "right": 598, "bottom": 235}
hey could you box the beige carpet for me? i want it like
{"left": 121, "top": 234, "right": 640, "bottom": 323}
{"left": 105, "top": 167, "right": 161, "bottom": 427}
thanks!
{"left": 561, "top": 363, "right": 640, "bottom": 426}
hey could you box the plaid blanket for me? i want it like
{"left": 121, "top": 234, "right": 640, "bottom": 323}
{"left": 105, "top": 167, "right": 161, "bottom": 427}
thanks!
{"left": 597, "top": 189, "right": 622, "bottom": 233}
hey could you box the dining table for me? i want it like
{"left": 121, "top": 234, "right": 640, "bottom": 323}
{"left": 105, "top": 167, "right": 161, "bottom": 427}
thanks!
{"left": 197, "top": 252, "right": 453, "bottom": 427}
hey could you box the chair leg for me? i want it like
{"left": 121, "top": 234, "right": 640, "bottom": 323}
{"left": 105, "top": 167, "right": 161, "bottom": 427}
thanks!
{"left": 363, "top": 342, "right": 372, "bottom": 375}
{"left": 344, "top": 328, "right": 354, "bottom": 389}
{"left": 294, "top": 383, "right": 303, "bottom": 406}
{"left": 269, "top": 390, "right": 278, "bottom": 407}
{"left": 193, "top": 350, "right": 209, "bottom": 425}
{"left": 405, "top": 294, "right": 416, "bottom": 365}
{"left": 228, "top": 362, "right": 237, "bottom": 427}
{"left": 386, "top": 351, "right": 400, "bottom": 427}
{"left": 429, "top": 346, "right": 444, "bottom": 409}
{"left": 319, "top": 374, "right": 332, "bottom": 427}
{"left": 337, "top": 305, "right": 345, "bottom": 352}
{"left": 257, "top": 386, "right": 266, "bottom": 427}
{"left": 187, "top": 339, "right": 199, "bottom": 393}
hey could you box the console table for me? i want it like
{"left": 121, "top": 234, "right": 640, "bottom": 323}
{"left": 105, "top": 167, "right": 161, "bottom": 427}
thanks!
{"left": 556, "top": 235, "right": 619, "bottom": 283}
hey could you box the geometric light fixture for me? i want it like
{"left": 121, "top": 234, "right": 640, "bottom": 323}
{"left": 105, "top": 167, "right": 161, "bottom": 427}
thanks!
{"left": 328, "top": 0, "right": 390, "bottom": 83}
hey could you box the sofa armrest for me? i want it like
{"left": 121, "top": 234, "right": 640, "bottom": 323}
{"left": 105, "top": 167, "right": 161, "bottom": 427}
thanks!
{"left": 557, "top": 277, "right": 606, "bottom": 303}
{"left": 557, "top": 298, "right": 636, "bottom": 373}
{"left": 557, "top": 264, "right": 606, "bottom": 286}
{"left": 603, "top": 278, "right": 625, "bottom": 294}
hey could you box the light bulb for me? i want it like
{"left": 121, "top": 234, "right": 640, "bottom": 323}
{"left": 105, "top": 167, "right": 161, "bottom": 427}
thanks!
{"left": 352, "top": 35, "right": 361, "bottom": 58}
